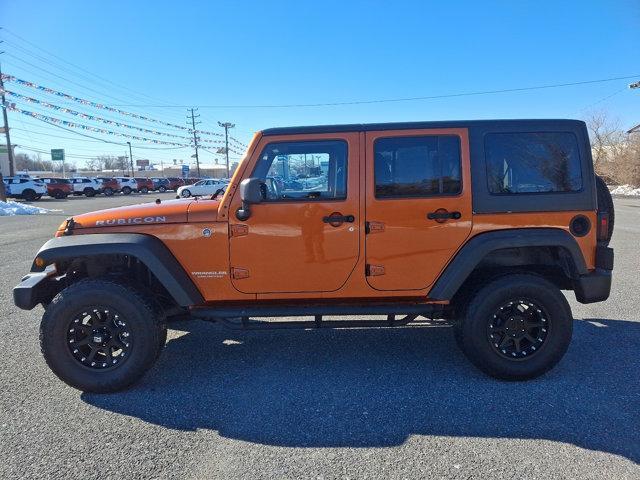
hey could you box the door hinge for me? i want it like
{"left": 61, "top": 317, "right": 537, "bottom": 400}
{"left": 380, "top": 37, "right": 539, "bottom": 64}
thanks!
{"left": 230, "top": 224, "right": 249, "bottom": 237}
{"left": 365, "top": 221, "right": 385, "bottom": 234}
{"left": 366, "top": 264, "right": 385, "bottom": 276}
{"left": 231, "top": 267, "right": 250, "bottom": 280}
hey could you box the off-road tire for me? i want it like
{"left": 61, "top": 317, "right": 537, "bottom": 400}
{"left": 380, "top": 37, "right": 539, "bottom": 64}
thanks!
{"left": 22, "top": 189, "right": 36, "bottom": 201}
{"left": 181, "top": 189, "right": 191, "bottom": 198}
{"left": 122, "top": 186, "right": 132, "bottom": 195}
{"left": 84, "top": 188, "right": 96, "bottom": 197}
{"left": 40, "top": 279, "right": 163, "bottom": 392}
{"left": 595, "top": 175, "right": 614, "bottom": 245}
{"left": 454, "top": 274, "right": 573, "bottom": 380}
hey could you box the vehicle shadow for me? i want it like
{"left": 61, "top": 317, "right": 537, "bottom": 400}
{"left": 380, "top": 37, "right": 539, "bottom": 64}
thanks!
{"left": 82, "top": 318, "right": 640, "bottom": 462}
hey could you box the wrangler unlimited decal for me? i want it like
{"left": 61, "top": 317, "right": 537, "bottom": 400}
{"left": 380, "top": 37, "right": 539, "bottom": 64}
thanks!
{"left": 95, "top": 216, "right": 167, "bottom": 226}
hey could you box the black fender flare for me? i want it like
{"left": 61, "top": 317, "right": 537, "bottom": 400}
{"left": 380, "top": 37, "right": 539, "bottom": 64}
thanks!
{"left": 427, "top": 228, "right": 588, "bottom": 301}
{"left": 31, "top": 233, "right": 204, "bottom": 306}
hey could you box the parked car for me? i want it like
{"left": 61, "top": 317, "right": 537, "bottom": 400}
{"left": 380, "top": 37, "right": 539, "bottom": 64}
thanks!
{"left": 134, "top": 177, "right": 154, "bottom": 194}
{"left": 3, "top": 177, "right": 47, "bottom": 201}
{"left": 69, "top": 177, "right": 102, "bottom": 197}
{"left": 96, "top": 177, "right": 120, "bottom": 196}
{"left": 165, "top": 177, "right": 184, "bottom": 191}
{"left": 150, "top": 178, "right": 170, "bottom": 192}
{"left": 113, "top": 176, "right": 138, "bottom": 195}
{"left": 13, "top": 119, "right": 615, "bottom": 392}
{"left": 176, "top": 178, "right": 227, "bottom": 198}
{"left": 40, "top": 177, "right": 73, "bottom": 199}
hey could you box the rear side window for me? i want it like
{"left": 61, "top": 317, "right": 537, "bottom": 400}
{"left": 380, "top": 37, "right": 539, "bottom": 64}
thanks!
{"left": 485, "top": 132, "right": 582, "bottom": 194}
{"left": 374, "top": 135, "right": 462, "bottom": 198}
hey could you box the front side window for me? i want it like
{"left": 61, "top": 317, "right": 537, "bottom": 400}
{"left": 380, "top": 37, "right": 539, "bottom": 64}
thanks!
{"left": 485, "top": 132, "right": 582, "bottom": 194}
{"left": 253, "top": 140, "right": 348, "bottom": 201}
{"left": 374, "top": 135, "right": 462, "bottom": 198}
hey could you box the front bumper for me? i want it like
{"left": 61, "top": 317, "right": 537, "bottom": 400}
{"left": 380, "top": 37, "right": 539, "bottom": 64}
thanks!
{"left": 13, "top": 266, "right": 59, "bottom": 310}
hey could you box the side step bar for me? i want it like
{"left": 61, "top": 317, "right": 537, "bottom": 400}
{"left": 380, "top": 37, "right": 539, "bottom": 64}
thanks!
{"left": 189, "top": 303, "right": 450, "bottom": 330}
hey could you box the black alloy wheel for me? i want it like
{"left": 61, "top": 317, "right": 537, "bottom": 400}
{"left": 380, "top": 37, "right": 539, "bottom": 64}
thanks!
{"left": 487, "top": 300, "right": 549, "bottom": 360}
{"left": 66, "top": 307, "right": 133, "bottom": 370}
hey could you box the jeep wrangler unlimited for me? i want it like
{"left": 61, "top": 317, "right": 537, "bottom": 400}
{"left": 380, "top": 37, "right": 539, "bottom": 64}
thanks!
{"left": 13, "top": 120, "right": 614, "bottom": 392}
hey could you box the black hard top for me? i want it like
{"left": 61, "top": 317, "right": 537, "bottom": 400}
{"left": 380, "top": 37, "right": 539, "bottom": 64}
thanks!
{"left": 261, "top": 119, "right": 586, "bottom": 136}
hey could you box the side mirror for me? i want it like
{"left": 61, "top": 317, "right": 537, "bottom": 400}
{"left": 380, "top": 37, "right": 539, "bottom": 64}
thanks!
{"left": 236, "top": 177, "right": 263, "bottom": 221}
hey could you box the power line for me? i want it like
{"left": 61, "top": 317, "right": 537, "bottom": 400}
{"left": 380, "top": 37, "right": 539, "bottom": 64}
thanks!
{"left": 107, "top": 74, "right": 640, "bottom": 108}
{"left": 1, "top": 27, "right": 187, "bottom": 118}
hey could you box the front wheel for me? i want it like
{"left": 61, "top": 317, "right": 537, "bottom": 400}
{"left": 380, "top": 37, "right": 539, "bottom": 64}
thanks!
{"left": 454, "top": 274, "right": 573, "bottom": 380}
{"left": 122, "top": 186, "right": 132, "bottom": 195}
{"left": 40, "top": 279, "right": 164, "bottom": 392}
{"left": 84, "top": 188, "right": 96, "bottom": 197}
{"left": 181, "top": 189, "right": 191, "bottom": 198}
{"left": 158, "top": 185, "right": 167, "bottom": 193}
{"left": 140, "top": 187, "right": 149, "bottom": 194}
{"left": 104, "top": 187, "right": 114, "bottom": 196}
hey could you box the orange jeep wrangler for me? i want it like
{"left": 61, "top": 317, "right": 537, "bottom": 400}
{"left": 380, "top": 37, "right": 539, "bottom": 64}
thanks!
{"left": 14, "top": 120, "right": 615, "bottom": 392}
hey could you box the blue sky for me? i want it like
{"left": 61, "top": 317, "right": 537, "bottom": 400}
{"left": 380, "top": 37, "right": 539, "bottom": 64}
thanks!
{"left": 1, "top": 0, "right": 639, "bottom": 168}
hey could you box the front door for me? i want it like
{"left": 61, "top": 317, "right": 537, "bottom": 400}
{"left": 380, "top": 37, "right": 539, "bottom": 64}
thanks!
{"left": 229, "top": 133, "right": 360, "bottom": 294}
{"left": 364, "top": 128, "right": 473, "bottom": 291}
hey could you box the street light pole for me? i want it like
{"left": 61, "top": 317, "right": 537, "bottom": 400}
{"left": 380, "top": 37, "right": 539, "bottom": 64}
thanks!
{"left": 126, "top": 141, "right": 134, "bottom": 177}
{"left": 218, "top": 121, "right": 235, "bottom": 178}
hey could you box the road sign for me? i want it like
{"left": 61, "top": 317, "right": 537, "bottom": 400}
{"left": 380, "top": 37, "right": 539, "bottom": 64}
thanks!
{"left": 51, "top": 149, "right": 65, "bottom": 161}
{"left": 181, "top": 164, "right": 190, "bottom": 178}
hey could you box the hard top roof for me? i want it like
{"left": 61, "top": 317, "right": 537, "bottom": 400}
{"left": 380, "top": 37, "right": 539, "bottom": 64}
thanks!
{"left": 261, "top": 119, "right": 586, "bottom": 136}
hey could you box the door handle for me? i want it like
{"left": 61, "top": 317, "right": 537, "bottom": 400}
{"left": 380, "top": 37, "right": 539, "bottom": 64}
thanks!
{"left": 322, "top": 214, "right": 355, "bottom": 225}
{"left": 427, "top": 209, "right": 461, "bottom": 222}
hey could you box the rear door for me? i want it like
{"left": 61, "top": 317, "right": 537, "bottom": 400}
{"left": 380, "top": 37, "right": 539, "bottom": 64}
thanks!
{"left": 364, "top": 128, "right": 473, "bottom": 291}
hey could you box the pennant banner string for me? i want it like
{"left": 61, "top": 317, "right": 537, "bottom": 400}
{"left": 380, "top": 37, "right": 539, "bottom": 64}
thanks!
{"left": 1, "top": 73, "right": 225, "bottom": 137}
{"left": 2, "top": 103, "right": 235, "bottom": 147}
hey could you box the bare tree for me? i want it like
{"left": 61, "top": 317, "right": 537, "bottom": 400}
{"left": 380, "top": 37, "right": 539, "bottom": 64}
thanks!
{"left": 585, "top": 111, "right": 640, "bottom": 186}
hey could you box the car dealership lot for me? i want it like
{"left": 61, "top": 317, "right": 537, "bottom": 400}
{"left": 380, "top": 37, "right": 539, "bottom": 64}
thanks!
{"left": 0, "top": 195, "right": 638, "bottom": 479}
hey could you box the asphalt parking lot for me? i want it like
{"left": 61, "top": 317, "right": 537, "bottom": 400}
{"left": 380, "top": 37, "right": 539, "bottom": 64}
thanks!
{"left": 0, "top": 194, "right": 638, "bottom": 479}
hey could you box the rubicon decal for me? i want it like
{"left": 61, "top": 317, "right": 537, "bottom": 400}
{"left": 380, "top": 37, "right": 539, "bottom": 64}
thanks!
{"left": 95, "top": 216, "right": 167, "bottom": 226}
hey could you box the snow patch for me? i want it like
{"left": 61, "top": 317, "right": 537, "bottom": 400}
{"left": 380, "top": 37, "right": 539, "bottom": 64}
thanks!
{"left": 0, "top": 200, "right": 57, "bottom": 216}
{"left": 609, "top": 185, "right": 640, "bottom": 196}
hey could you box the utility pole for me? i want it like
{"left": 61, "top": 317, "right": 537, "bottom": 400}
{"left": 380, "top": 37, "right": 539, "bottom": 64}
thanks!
{"left": 188, "top": 108, "right": 201, "bottom": 178}
{"left": 0, "top": 61, "right": 15, "bottom": 178}
{"left": 126, "top": 141, "right": 134, "bottom": 177}
{"left": 218, "top": 121, "right": 235, "bottom": 178}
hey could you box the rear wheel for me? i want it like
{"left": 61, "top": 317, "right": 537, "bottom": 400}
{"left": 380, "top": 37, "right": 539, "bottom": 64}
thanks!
{"left": 454, "top": 274, "right": 573, "bottom": 380}
{"left": 140, "top": 187, "right": 149, "bottom": 194}
{"left": 104, "top": 187, "right": 114, "bottom": 196}
{"left": 122, "top": 186, "right": 132, "bottom": 195}
{"left": 84, "top": 188, "right": 96, "bottom": 197}
{"left": 158, "top": 185, "right": 167, "bottom": 193}
{"left": 22, "top": 189, "right": 36, "bottom": 201}
{"left": 40, "top": 279, "right": 164, "bottom": 392}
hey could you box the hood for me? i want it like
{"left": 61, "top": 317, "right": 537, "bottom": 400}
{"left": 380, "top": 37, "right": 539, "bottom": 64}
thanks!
{"left": 66, "top": 197, "right": 222, "bottom": 232}
{"left": 70, "top": 198, "right": 193, "bottom": 230}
